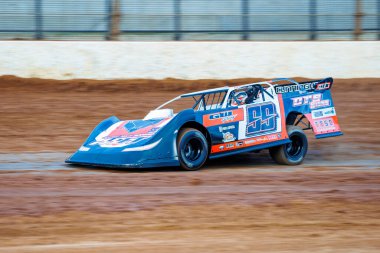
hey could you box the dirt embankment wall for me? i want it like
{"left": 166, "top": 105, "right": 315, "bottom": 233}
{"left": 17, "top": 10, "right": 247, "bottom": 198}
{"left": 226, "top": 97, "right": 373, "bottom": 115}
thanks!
{"left": 0, "top": 76, "right": 379, "bottom": 152}
{"left": 0, "top": 41, "right": 379, "bottom": 80}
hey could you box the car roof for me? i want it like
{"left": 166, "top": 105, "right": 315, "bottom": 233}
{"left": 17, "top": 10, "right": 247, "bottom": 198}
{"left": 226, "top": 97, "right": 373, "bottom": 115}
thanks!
{"left": 180, "top": 86, "right": 230, "bottom": 98}
{"left": 180, "top": 80, "right": 272, "bottom": 98}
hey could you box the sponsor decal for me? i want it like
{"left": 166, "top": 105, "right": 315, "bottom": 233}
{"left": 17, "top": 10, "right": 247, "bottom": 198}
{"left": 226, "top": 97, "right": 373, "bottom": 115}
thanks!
{"left": 275, "top": 81, "right": 331, "bottom": 94}
{"left": 222, "top": 132, "right": 236, "bottom": 143}
{"left": 313, "top": 117, "right": 336, "bottom": 132}
{"left": 275, "top": 82, "right": 316, "bottom": 94}
{"left": 226, "top": 143, "right": 234, "bottom": 149}
{"left": 244, "top": 139, "right": 256, "bottom": 145}
{"left": 211, "top": 133, "right": 284, "bottom": 154}
{"left": 312, "top": 110, "right": 323, "bottom": 118}
{"left": 315, "top": 82, "right": 331, "bottom": 91}
{"left": 246, "top": 103, "right": 277, "bottom": 136}
{"left": 245, "top": 134, "right": 280, "bottom": 145}
{"left": 91, "top": 136, "right": 148, "bottom": 148}
{"left": 292, "top": 94, "right": 330, "bottom": 109}
{"left": 310, "top": 100, "right": 330, "bottom": 109}
{"left": 311, "top": 107, "right": 336, "bottom": 119}
{"left": 219, "top": 125, "right": 236, "bottom": 132}
{"left": 92, "top": 118, "right": 170, "bottom": 148}
{"left": 210, "top": 111, "right": 237, "bottom": 122}
{"left": 203, "top": 108, "right": 244, "bottom": 127}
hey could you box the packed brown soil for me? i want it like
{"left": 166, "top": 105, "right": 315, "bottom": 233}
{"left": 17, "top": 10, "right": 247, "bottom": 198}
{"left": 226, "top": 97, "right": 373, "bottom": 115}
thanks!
{"left": 1, "top": 75, "right": 379, "bottom": 152}
{"left": 0, "top": 76, "right": 379, "bottom": 253}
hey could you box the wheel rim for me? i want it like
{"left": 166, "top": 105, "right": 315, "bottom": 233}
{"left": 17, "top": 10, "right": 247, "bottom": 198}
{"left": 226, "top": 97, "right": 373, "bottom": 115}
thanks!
{"left": 286, "top": 135, "right": 303, "bottom": 157}
{"left": 184, "top": 138, "right": 203, "bottom": 161}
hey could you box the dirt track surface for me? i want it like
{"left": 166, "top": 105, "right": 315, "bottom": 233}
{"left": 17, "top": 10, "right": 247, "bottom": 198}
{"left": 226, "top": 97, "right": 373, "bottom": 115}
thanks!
{"left": 0, "top": 76, "right": 380, "bottom": 252}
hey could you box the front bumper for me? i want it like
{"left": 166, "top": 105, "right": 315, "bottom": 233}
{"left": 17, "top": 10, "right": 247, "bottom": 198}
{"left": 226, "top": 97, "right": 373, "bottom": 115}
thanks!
{"left": 65, "top": 149, "right": 179, "bottom": 168}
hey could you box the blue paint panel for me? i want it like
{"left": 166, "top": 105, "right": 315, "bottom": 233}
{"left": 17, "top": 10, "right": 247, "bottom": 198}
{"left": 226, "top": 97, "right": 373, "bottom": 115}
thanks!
{"left": 207, "top": 122, "right": 240, "bottom": 145}
{"left": 281, "top": 78, "right": 335, "bottom": 117}
{"left": 315, "top": 131, "right": 343, "bottom": 139}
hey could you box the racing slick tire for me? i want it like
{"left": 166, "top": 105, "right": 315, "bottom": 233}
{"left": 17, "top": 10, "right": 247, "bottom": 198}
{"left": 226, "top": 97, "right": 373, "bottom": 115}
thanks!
{"left": 269, "top": 125, "right": 308, "bottom": 165}
{"left": 177, "top": 128, "right": 209, "bottom": 171}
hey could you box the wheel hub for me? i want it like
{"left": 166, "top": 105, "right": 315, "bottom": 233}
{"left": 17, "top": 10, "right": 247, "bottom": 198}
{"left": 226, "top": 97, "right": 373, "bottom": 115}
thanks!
{"left": 286, "top": 135, "right": 303, "bottom": 157}
{"left": 184, "top": 138, "right": 202, "bottom": 161}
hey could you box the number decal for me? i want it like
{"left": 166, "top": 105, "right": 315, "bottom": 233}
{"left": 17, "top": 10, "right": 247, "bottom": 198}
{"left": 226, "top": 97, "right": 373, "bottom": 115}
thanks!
{"left": 246, "top": 103, "right": 277, "bottom": 136}
{"left": 313, "top": 117, "right": 336, "bottom": 132}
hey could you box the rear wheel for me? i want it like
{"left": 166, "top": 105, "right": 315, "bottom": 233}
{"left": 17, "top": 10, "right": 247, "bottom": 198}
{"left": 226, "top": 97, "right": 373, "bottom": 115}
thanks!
{"left": 177, "top": 128, "right": 208, "bottom": 171}
{"left": 269, "top": 125, "right": 308, "bottom": 165}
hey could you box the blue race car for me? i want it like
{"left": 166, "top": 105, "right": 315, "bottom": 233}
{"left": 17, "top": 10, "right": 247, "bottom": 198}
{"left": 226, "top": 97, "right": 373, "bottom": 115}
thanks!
{"left": 66, "top": 78, "right": 343, "bottom": 170}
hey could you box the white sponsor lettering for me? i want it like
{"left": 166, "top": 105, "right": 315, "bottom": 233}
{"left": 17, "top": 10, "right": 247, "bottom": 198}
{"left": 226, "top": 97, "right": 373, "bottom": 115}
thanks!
{"left": 292, "top": 94, "right": 330, "bottom": 109}
{"left": 219, "top": 125, "right": 236, "bottom": 132}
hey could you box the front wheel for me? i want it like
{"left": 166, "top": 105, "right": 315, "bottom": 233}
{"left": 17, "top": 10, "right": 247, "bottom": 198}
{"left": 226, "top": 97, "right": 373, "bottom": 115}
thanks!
{"left": 177, "top": 128, "right": 209, "bottom": 171}
{"left": 269, "top": 125, "right": 308, "bottom": 165}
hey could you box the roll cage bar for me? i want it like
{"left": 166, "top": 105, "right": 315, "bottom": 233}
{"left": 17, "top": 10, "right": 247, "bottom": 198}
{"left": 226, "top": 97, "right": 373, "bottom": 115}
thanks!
{"left": 155, "top": 78, "right": 303, "bottom": 111}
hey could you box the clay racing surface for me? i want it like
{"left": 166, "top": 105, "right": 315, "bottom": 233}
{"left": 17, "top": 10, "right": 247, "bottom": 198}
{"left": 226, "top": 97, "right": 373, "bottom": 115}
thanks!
{"left": 0, "top": 76, "right": 379, "bottom": 252}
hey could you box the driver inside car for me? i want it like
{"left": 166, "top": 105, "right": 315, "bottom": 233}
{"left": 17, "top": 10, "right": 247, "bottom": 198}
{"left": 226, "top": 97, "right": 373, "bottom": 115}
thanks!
{"left": 230, "top": 86, "right": 260, "bottom": 106}
{"left": 244, "top": 86, "right": 260, "bottom": 104}
{"left": 230, "top": 91, "right": 248, "bottom": 106}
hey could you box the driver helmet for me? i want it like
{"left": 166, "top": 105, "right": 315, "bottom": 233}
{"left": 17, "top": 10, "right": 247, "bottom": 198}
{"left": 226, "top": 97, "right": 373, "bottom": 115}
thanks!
{"left": 231, "top": 91, "right": 247, "bottom": 106}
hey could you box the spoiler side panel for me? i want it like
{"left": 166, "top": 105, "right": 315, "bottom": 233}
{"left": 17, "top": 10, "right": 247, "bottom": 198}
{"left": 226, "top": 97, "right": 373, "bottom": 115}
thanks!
{"left": 280, "top": 78, "right": 343, "bottom": 138}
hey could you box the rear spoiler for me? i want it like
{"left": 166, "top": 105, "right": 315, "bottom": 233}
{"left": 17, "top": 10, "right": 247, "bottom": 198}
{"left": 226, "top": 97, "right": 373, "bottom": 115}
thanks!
{"left": 274, "top": 77, "right": 333, "bottom": 94}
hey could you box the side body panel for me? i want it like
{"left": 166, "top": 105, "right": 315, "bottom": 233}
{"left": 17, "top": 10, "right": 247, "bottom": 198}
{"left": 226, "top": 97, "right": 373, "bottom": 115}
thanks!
{"left": 195, "top": 92, "right": 290, "bottom": 159}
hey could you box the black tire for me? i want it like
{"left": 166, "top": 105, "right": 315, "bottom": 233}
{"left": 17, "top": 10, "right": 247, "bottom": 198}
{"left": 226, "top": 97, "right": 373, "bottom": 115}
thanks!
{"left": 269, "top": 125, "right": 308, "bottom": 165}
{"left": 177, "top": 128, "right": 208, "bottom": 171}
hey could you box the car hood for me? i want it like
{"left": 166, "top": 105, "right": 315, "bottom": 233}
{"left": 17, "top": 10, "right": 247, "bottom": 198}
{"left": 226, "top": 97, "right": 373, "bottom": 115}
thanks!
{"left": 87, "top": 117, "right": 172, "bottom": 149}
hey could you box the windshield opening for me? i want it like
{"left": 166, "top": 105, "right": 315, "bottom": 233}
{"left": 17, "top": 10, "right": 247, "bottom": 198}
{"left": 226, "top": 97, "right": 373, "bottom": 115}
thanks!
{"left": 156, "top": 91, "right": 228, "bottom": 113}
{"left": 157, "top": 96, "right": 197, "bottom": 114}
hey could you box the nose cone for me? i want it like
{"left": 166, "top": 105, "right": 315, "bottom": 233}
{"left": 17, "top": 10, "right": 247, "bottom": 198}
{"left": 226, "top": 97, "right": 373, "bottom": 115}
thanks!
{"left": 66, "top": 146, "right": 147, "bottom": 168}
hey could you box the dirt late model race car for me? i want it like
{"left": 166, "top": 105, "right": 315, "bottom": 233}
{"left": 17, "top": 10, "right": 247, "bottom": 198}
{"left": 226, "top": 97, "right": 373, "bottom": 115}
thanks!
{"left": 66, "top": 77, "right": 342, "bottom": 170}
